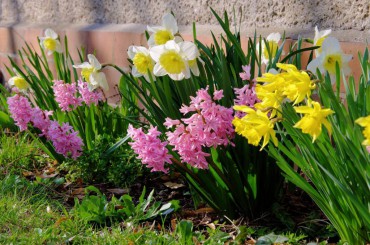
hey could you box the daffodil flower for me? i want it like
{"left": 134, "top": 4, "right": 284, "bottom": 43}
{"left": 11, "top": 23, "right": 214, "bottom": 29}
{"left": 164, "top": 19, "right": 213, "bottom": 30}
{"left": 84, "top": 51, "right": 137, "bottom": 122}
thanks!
{"left": 128, "top": 45, "right": 156, "bottom": 81}
{"left": 314, "top": 26, "right": 331, "bottom": 56}
{"left": 294, "top": 101, "right": 334, "bottom": 142}
{"left": 257, "top": 33, "right": 281, "bottom": 65}
{"left": 149, "top": 40, "right": 199, "bottom": 81}
{"left": 233, "top": 105, "right": 278, "bottom": 150}
{"left": 8, "top": 73, "right": 29, "bottom": 93}
{"left": 39, "top": 28, "right": 62, "bottom": 55}
{"left": 147, "top": 13, "right": 183, "bottom": 47}
{"left": 307, "top": 37, "right": 352, "bottom": 77}
{"left": 73, "top": 54, "right": 109, "bottom": 91}
{"left": 355, "top": 115, "right": 370, "bottom": 146}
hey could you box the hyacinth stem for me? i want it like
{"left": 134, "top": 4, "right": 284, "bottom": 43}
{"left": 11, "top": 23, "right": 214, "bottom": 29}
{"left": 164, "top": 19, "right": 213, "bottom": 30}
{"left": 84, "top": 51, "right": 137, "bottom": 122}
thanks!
{"left": 206, "top": 156, "right": 234, "bottom": 192}
{"left": 170, "top": 157, "right": 202, "bottom": 183}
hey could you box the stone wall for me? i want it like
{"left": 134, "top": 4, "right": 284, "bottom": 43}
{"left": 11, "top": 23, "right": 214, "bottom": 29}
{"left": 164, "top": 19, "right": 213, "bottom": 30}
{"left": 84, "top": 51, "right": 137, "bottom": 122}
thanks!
{"left": 0, "top": 0, "right": 369, "bottom": 41}
{"left": 0, "top": 0, "right": 369, "bottom": 101}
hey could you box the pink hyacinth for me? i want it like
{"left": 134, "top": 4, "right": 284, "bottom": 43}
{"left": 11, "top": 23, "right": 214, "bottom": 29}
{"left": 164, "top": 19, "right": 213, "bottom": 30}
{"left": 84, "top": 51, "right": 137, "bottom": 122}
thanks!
{"left": 165, "top": 87, "right": 234, "bottom": 169}
{"left": 239, "top": 65, "right": 251, "bottom": 81}
{"left": 78, "top": 80, "right": 103, "bottom": 106}
{"left": 7, "top": 94, "right": 33, "bottom": 131}
{"left": 127, "top": 125, "right": 172, "bottom": 173}
{"left": 53, "top": 80, "right": 82, "bottom": 111}
{"left": 234, "top": 82, "right": 260, "bottom": 118}
{"left": 47, "top": 121, "right": 84, "bottom": 160}
{"left": 31, "top": 107, "right": 53, "bottom": 136}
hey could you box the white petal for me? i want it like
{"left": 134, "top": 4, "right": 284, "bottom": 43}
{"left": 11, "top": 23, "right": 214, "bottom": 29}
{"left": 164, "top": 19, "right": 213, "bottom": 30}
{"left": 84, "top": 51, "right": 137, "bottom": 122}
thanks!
{"left": 307, "top": 57, "right": 322, "bottom": 74}
{"left": 190, "top": 63, "right": 200, "bottom": 76}
{"left": 174, "top": 36, "right": 184, "bottom": 43}
{"left": 134, "top": 46, "right": 150, "bottom": 55}
{"left": 179, "top": 41, "right": 199, "bottom": 60}
{"left": 183, "top": 66, "right": 191, "bottom": 79}
{"left": 8, "top": 77, "right": 15, "bottom": 86}
{"left": 169, "top": 73, "right": 185, "bottom": 81}
{"left": 153, "top": 63, "right": 167, "bottom": 76}
{"left": 73, "top": 62, "right": 92, "bottom": 69}
{"left": 149, "top": 45, "right": 166, "bottom": 62}
{"left": 88, "top": 54, "right": 102, "bottom": 70}
{"left": 54, "top": 40, "right": 63, "bottom": 53}
{"left": 321, "top": 37, "right": 341, "bottom": 54}
{"left": 342, "top": 54, "right": 353, "bottom": 63}
{"left": 127, "top": 46, "right": 136, "bottom": 59}
{"left": 147, "top": 25, "right": 162, "bottom": 33}
{"left": 45, "top": 28, "right": 58, "bottom": 39}
{"left": 162, "top": 13, "right": 178, "bottom": 34}
{"left": 266, "top": 32, "right": 281, "bottom": 43}
{"left": 90, "top": 72, "right": 108, "bottom": 91}
{"left": 147, "top": 35, "right": 156, "bottom": 47}
{"left": 164, "top": 40, "right": 180, "bottom": 52}
{"left": 131, "top": 66, "right": 142, "bottom": 77}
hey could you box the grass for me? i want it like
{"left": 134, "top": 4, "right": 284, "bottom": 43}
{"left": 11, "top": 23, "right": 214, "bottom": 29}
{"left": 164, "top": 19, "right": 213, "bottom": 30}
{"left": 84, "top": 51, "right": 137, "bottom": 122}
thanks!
{"left": 0, "top": 132, "right": 333, "bottom": 244}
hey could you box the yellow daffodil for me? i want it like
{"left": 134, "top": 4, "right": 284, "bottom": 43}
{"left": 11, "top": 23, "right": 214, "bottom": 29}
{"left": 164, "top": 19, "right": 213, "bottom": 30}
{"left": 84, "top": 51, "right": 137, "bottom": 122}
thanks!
{"left": 281, "top": 69, "right": 316, "bottom": 104}
{"left": 73, "top": 54, "right": 109, "bottom": 91}
{"left": 233, "top": 105, "right": 278, "bottom": 150}
{"left": 314, "top": 26, "right": 331, "bottom": 56}
{"left": 128, "top": 45, "right": 156, "bottom": 81}
{"left": 294, "top": 101, "right": 334, "bottom": 142}
{"left": 39, "top": 28, "right": 62, "bottom": 55}
{"left": 8, "top": 73, "right": 29, "bottom": 92}
{"left": 355, "top": 115, "right": 370, "bottom": 146}
{"left": 147, "top": 13, "right": 183, "bottom": 47}
{"left": 307, "top": 37, "right": 352, "bottom": 77}
{"left": 257, "top": 33, "right": 281, "bottom": 65}
{"left": 149, "top": 40, "right": 199, "bottom": 80}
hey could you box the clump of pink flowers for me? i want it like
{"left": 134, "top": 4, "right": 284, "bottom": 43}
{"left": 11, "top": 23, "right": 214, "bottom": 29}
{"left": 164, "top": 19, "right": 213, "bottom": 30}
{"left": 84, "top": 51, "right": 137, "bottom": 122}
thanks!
{"left": 127, "top": 87, "right": 234, "bottom": 171}
{"left": 78, "top": 80, "right": 103, "bottom": 106}
{"left": 165, "top": 86, "right": 234, "bottom": 169}
{"left": 7, "top": 94, "right": 34, "bottom": 131}
{"left": 47, "top": 121, "right": 84, "bottom": 159}
{"left": 234, "top": 65, "right": 259, "bottom": 117}
{"left": 52, "top": 80, "right": 103, "bottom": 111}
{"left": 53, "top": 80, "right": 82, "bottom": 111}
{"left": 127, "top": 125, "right": 172, "bottom": 173}
{"left": 7, "top": 94, "right": 83, "bottom": 159}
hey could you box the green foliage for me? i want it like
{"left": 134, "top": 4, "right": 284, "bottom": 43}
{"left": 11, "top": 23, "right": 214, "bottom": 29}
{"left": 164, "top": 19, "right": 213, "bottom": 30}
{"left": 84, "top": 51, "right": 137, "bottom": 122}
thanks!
{"left": 72, "top": 186, "right": 180, "bottom": 225}
{"left": 5, "top": 35, "right": 139, "bottom": 162}
{"left": 0, "top": 132, "right": 49, "bottom": 177}
{"left": 59, "top": 134, "right": 143, "bottom": 187}
{"left": 268, "top": 49, "right": 370, "bottom": 243}
{"left": 110, "top": 9, "right": 316, "bottom": 218}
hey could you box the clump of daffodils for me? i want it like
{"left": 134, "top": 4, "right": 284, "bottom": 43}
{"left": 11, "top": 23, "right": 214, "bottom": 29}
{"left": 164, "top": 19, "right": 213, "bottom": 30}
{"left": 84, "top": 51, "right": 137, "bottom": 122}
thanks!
{"left": 39, "top": 28, "right": 63, "bottom": 55}
{"left": 127, "top": 13, "right": 200, "bottom": 81}
{"left": 233, "top": 63, "right": 333, "bottom": 149}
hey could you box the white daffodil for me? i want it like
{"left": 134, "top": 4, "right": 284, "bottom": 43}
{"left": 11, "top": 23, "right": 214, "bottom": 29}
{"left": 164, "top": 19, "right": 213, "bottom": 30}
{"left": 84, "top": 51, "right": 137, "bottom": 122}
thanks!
{"left": 39, "top": 28, "right": 63, "bottom": 55}
{"left": 314, "top": 26, "right": 331, "bottom": 56}
{"left": 147, "top": 13, "right": 183, "bottom": 47}
{"left": 73, "top": 54, "right": 109, "bottom": 91}
{"left": 150, "top": 40, "right": 199, "bottom": 81}
{"left": 128, "top": 46, "right": 156, "bottom": 81}
{"left": 257, "top": 33, "right": 281, "bottom": 65}
{"left": 8, "top": 71, "right": 29, "bottom": 93}
{"left": 307, "top": 37, "right": 352, "bottom": 77}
